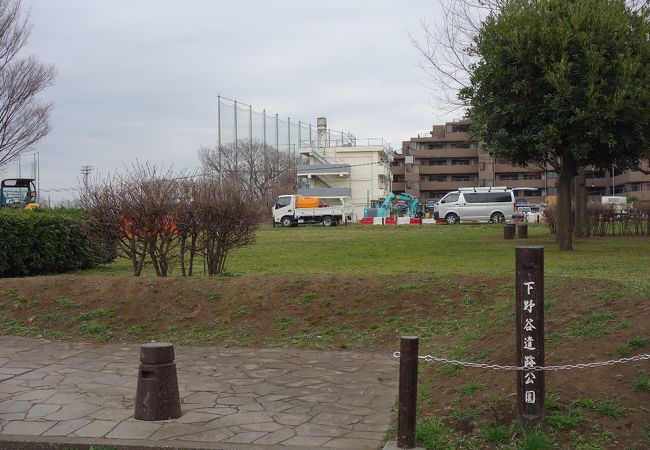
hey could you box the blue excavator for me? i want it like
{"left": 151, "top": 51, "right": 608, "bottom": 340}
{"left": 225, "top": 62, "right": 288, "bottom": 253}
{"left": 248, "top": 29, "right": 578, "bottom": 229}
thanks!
{"left": 363, "top": 192, "right": 420, "bottom": 218}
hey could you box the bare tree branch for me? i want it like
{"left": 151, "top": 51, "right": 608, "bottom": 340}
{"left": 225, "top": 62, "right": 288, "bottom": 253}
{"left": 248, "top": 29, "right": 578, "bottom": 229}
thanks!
{"left": 0, "top": 0, "right": 54, "bottom": 169}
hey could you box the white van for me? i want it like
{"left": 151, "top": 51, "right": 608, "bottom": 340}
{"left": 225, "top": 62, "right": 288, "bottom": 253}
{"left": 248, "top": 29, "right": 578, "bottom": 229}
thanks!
{"left": 435, "top": 187, "right": 516, "bottom": 224}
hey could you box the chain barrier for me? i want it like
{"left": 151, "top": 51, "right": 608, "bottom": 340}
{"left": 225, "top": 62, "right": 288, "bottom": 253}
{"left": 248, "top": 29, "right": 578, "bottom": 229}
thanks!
{"left": 392, "top": 351, "right": 650, "bottom": 372}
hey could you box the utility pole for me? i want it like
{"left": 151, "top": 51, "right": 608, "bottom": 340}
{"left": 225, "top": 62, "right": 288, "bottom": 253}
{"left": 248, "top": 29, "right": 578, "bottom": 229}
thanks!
{"left": 80, "top": 165, "right": 94, "bottom": 195}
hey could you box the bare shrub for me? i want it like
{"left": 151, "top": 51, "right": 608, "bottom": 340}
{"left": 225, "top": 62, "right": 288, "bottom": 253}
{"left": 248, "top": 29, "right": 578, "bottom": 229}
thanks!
{"left": 199, "top": 140, "right": 297, "bottom": 219}
{"left": 83, "top": 164, "right": 180, "bottom": 276}
{"left": 194, "top": 177, "right": 258, "bottom": 276}
{"left": 176, "top": 179, "right": 201, "bottom": 276}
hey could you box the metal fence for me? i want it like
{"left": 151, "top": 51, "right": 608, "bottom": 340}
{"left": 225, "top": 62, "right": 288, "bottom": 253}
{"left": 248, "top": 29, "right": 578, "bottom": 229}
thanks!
{"left": 216, "top": 96, "right": 384, "bottom": 156}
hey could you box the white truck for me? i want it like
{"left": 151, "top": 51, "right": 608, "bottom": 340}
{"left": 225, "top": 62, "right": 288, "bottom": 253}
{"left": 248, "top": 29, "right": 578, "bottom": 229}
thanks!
{"left": 272, "top": 195, "right": 351, "bottom": 227}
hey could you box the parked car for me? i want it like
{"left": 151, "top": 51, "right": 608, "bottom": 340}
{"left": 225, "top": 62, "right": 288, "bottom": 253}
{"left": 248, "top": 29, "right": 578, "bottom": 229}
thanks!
{"left": 435, "top": 187, "right": 516, "bottom": 224}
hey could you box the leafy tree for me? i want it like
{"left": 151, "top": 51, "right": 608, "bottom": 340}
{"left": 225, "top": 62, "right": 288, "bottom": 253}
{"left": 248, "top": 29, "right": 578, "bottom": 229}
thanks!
{"left": 0, "top": 0, "right": 54, "bottom": 170}
{"left": 460, "top": 0, "right": 650, "bottom": 250}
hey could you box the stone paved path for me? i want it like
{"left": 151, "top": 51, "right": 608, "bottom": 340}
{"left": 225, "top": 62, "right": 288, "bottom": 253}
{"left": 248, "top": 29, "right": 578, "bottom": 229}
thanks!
{"left": 0, "top": 336, "right": 398, "bottom": 449}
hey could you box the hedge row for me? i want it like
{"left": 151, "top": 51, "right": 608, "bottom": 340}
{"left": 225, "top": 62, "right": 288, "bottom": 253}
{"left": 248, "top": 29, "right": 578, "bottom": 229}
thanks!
{"left": 0, "top": 208, "right": 116, "bottom": 277}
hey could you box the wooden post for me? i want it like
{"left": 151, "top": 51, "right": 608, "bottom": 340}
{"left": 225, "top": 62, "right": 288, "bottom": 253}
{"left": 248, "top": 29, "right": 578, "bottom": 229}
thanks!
{"left": 516, "top": 247, "right": 544, "bottom": 431}
{"left": 504, "top": 224, "right": 515, "bottom": 239}
{"left": 517, "top": 224, "right": 528, "bottom": 239}
{"left": 398, "top": 336, "right": 419, "bottom": 448}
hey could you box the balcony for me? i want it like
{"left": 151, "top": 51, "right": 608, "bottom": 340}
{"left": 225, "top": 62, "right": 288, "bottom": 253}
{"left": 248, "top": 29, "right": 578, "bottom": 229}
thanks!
{"left": 419, "top": 165, "right": 479, "bottom": 175}
{"left": 418, "top": 181, "right": 478, "bottom": 191}
{"left": 391, "top": 165, "right": 405, "bottom": 175}
{"left": 494, "top": 164, "right": 541, "bottom": 173}
{"left": 296, "top": 164, "right": 351, "bottom": 177}
{"left": 297, "top": 187, "right": 351, "bottom": 197}
{"left": 411, "top": 148, "right": 477, "bottom": 158}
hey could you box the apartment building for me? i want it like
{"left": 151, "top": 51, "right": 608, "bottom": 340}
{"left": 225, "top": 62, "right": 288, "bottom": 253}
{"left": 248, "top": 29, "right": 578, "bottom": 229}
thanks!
{"left": 393, "top": 120, "right": 650, "bottom": 204}
{"left": 297, "top": 118, "right": 391, "bottom": 221}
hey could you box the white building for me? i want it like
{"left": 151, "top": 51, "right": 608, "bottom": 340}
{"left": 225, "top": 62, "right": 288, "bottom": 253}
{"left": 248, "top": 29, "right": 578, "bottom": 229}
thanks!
{"left": 297, "top": 118, "right": 392, "bottom": 221}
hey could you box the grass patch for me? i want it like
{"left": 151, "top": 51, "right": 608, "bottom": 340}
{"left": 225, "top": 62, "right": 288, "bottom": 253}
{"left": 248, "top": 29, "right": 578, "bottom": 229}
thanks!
{"left": 274, "top": 316, "right": 293, "bottom": 333}
{"left": 461, "top": 378, "right": 488, "bottom": 397}
{"left": 552, "top": 312, "right": 617, "bottom": 341}
{"left": 633, "top": 370, "right": 650, "bottom": 392}
{"left": 121, "top": 325, "right": 144, "bottom": 339}
{"left": 79, "top": 322, "right": 112, "bottom": 341}
{"left": 484, "top": 423, "right": 513, "bottom": 444}
{"left": 517, "top": 430, "right": 553, "bottom": 450}
{"left": 416, "top": 416, "right": 453, "bottom": 449}
{"left": 572, "top": 397, "right": 633, "bottom": 418}
{"left": 546, "top": 411, "right": 582, "bottom": 430}
{"left": 78, "top": 308, "right": 114, "bottom": 321}
{"left": 54, "top": 296, "right": 78, "bottom": 310}
{"left": 232, "top": 306, "right": 250, "bottom": 317}
{"left": 386, "top": 282, "right": 424, "bottom": 294}
{"left": 618, "top": 335, "right": 649, "bottom": 356}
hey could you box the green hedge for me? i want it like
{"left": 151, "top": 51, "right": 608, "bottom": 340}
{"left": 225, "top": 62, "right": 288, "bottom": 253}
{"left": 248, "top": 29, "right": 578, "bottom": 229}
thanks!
{"left": 0, "top": 208, "right": 116, "bottom": 277}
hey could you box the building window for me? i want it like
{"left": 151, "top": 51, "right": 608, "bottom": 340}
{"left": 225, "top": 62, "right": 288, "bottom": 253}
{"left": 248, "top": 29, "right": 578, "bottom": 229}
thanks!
{"left": 547, "top": 187, "right": 558, "bottom": 195}
{"left": 523, "top": 173, "right": 542, "bottom": 180}
{"left": 452, "top": 175, "right": 471, "bottom": 182}
{"left": 498, "top": 174, "right": 519, "bottom": 181}
{"left": 429, "top": 159, "right": 447, "bottom": 165}
{"left": 428, "top": 144, "right": 445, "bottom": 150}
{"left": 455, "top": 143, "right": 471, "bottom": 149}
{"left": 451, "top": 159, "right": 470, "bottom": 165}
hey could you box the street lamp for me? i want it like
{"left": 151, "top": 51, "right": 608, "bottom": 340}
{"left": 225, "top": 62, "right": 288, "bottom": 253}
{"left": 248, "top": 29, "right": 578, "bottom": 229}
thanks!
{"left": 611, "top": 165, "right": 615, "bottom": 195}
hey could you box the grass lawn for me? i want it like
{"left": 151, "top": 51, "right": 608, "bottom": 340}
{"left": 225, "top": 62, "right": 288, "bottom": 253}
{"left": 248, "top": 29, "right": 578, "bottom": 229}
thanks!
{"left": 84, "top": 223, "right": 650, "bottom": 286}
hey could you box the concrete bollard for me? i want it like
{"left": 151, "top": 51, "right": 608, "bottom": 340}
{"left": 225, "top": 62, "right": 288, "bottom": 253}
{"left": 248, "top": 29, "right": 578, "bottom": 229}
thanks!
{"left": 134, "top": 343, "right": 181, "bottom": 421}
{"left": 504, "top": 224, "right": 516, "bottom": 240}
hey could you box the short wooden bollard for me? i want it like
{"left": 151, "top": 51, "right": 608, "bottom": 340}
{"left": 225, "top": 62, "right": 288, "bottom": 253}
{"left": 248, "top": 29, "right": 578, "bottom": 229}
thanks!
{"left": 516, "top": 247, "right": 545, "bottom": 431}
{"left": 504, "top": 224, "right": 515, "bottom": 239}
{"left": 517, "top": 224, "right": 528, "bottom": 239}
{"left": 134, "top": 343, "right": 181, "bottom": 421}
{"left": 397, "top": 336, "right": 419, "bottom": 449}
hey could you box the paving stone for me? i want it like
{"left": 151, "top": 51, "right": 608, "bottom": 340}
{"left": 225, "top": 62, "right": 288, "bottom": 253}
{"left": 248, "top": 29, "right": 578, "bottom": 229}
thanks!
{"left": 149, "top": 422, "right": 213, "bottom": 440}
{"left": 26, "top": 404, "right": 61, "bottom": 419}
{"left": 88, "top": 407, "right": 133, "bottom": 421}
{"left": 44, "top": 402, "right": 102, "bottom": 421}
{"left": 325, "top": 437, "right": 380, "bottom": 448}
{"left": 271, "top": 413, "right": 311, "bottom": 426}
{"left": 2, "top": 420, "right": 55, "bottom": 435}
{"left": 210, "top": 411, "right": 273, "bottom": 427}
{"left": 42, "top": 419, "right": 92, "bottom": 436}
{"left": 174, "top": 412, "right": 219, "bottom": 423}
{"left": 295, "top": 423, "right": 347, "bottom": 437}
{"left": 253, "top": 427, "right": 295, "bottom": 445}
{"left": 215, "top": 395, "right": 256, "bottom": 406}
{"left": 178, "top": 427, "right": 234, "bottom": 442}
{"left": 73, "top": 420, "right": 118, "bottom": 438}
{"left": 0, "top": 400, "right": 31, "bottom": 414}
{"left": 239, "top": 421, "right": 284, "bottom": 432}
{"left": 0, "top": 413, "right": 26, "bottom": 422}
{"left": 43, "top": 393, "right": 85, "bottom": 404}
{"left": 182, "top": 392, "right": 218, "bottom": 404}
{"left": 105, "top": 421, "right": 161, "bottom": 439}
{"left": 12, "top": 389, "right": 57, "bottom": 401}
{"left": 224, "top": 431, "right": 268, "bottom": 443}
{"left": 281, "top": 435, "right": 332, "bottom": 446}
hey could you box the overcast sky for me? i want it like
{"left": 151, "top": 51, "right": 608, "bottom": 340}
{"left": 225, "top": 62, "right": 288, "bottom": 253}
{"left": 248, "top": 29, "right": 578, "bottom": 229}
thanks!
{"left": 10, "top": 0, "right": 456, "bottom": 202}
